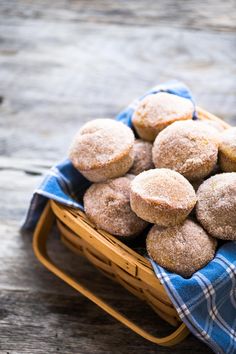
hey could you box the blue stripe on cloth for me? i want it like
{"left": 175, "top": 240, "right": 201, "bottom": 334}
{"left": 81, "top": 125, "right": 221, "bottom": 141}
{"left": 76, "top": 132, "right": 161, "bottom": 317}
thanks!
{"left": 22, "top": 80, "right": 235, "bottom": 353}
{"left": 150, "top": 241, "right": 236, "bottom": 354}
{"left": 22, "top": 159, "right": 90, "bottom": 230}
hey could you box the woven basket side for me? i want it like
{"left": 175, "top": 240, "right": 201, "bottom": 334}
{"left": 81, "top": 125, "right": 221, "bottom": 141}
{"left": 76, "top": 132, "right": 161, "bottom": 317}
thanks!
{"left": 57, "top": 219, "right": 179, "bottom": 326}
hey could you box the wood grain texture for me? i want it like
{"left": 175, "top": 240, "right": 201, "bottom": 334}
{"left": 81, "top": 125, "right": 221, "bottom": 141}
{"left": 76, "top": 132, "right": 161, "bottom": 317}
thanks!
{"left": 0, "top": 0, "right": 235, "bottom": 353}
{"left": 0, "top": 0, "right": 235, "bottom": 161}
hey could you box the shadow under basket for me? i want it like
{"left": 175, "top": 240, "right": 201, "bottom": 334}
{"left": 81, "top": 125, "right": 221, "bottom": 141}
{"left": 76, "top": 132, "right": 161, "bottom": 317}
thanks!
{"left": 33, "top": 107, "right": 230, "bottom": 347}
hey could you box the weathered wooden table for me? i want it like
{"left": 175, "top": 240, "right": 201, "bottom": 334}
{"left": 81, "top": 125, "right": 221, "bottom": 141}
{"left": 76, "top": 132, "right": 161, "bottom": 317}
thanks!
{"left": 0, "top": 1, "right": 235, "bottom": 353}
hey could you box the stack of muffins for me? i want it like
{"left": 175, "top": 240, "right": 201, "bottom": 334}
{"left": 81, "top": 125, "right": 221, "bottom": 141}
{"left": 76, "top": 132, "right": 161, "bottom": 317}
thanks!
{"left": 69, "top": 92, "right": 236, "bottom": 278}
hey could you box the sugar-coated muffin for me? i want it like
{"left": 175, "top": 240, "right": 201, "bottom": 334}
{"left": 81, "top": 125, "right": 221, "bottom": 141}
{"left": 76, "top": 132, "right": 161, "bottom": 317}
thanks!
{"left": 219, "top": 127, "right": 236, "bottom": 172}
{"left": 130, "top": 168, "right": 196, "bottom": 226}
{"left": 129, "top": 139, "right": 154, "bottom": 175}
{"left": 152, "top": 120, "right": 218, "bottom": 181}
{"left": 146, "top": 219, "right": 217, "bottom": 278}
{"left": 132, "top": 92, "right": 194, "bottom": 141}
{"left": 196, "top": 173, "right": 236, "bottom": 240}
{"left": 83, "top": 176, "right": 148, "bottom": 238}
{"left": 69, "top": 119, "right": 135, "bottom": 182}
{"left": 197, "top": 119, "right": 226, "bottom": 133}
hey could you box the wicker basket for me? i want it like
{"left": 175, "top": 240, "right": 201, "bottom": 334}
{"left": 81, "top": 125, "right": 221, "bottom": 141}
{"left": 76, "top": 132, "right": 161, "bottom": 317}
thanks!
{"left": 33, "top": 107, "right": 230, "bottom": 347}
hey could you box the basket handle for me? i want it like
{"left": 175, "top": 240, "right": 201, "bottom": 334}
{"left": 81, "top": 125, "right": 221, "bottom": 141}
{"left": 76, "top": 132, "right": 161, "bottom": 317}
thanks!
{"left": 33, "top": 202, "right": 189, "bottom": 346}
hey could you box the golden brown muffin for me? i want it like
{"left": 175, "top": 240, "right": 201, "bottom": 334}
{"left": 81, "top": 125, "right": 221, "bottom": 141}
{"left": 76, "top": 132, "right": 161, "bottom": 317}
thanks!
{"left": 146, "top": 219, "right": 217, "bottom": 278}
{"left": 197, "top": 119, "right": 226, "bottom": 133}
{"left": 152, "top": 120, "right": 218, "bottom": 181}
{"left": 196, "top": 173, "right": 236, "bottom": 240}
{"left": 69, "top": 119, "right": 135, "bottom": 182}
{"left": 219, "top": 127, "right": 236, "bottom": 172}
{"left": 129, "top": 139, "right": 154, "bottom": 175}
{"left": 130, "top": 168, "right": 196, "bottom": 226}
{"left": 132, "top": 92, "right": 194, "bottom": 141}
{"left": 83, "top": 176, "right": 148, "bottom": 238}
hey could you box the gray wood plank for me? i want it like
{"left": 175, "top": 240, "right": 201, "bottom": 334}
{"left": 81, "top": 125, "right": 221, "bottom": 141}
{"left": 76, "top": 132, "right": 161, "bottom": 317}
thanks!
{"left": 0, "top": 1, "right": 235, "bottom": 162}
{"left": 1, "top": 0, "right": 236, "bottom": 31}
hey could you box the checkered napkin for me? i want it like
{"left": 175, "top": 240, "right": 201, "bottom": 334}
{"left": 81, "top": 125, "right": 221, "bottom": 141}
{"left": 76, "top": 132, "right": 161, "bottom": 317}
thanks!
{"left": 22, "top": 81, "right": 236, "bottom": 354}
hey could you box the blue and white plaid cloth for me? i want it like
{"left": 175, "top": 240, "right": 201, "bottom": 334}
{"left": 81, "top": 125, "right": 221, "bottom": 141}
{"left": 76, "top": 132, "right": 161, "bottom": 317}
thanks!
{"left": 22, "top": 81, "right": 236, "bottom": 354}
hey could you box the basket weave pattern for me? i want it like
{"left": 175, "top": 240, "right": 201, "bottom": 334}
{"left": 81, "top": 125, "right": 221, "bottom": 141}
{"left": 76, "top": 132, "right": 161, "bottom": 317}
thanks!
{"left": 57, "top": 209, "right": 179, "bottom": 327}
